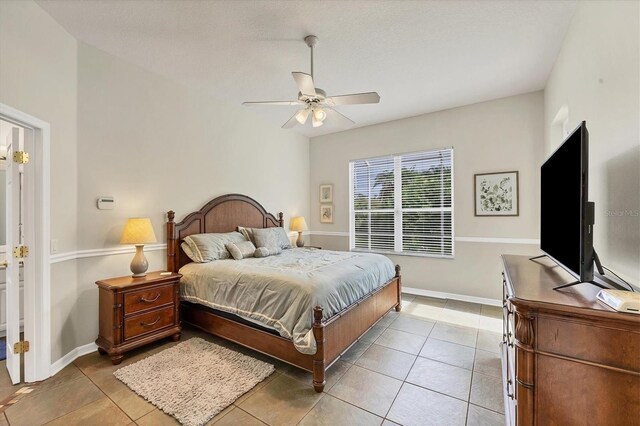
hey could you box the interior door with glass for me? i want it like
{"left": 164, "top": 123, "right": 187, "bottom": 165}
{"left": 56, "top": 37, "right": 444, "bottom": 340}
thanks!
{"left": 5, "top": 127, "right": 21, "bottom": 384}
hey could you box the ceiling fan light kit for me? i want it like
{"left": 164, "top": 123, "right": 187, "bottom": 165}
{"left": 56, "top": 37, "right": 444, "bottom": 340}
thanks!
{"left": 242, "top": 35, "right": 380, "bottom": 129}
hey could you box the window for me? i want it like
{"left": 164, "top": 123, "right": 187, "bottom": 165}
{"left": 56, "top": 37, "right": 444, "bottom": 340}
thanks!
{"left": 349, "top": 148, "right": 454, "bottom": 258}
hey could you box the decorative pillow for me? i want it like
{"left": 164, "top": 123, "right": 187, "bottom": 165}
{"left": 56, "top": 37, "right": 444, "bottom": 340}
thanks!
{"left": 254, "top": 246, "right": 282, "bottom": 258}
{"left": 183, "top": 232, "right": 247, "bottom": 262}
{"left": 252, "top": 227, "right": 292, "bottom": 250}
{"left": 237, "top": 226, "right": 256, "bottom": 245}
{"left": 181, "top": 242, "right": 199, "bottom": 263}
{"left": 225, "top": 241, "right": 256, "bottom": 260}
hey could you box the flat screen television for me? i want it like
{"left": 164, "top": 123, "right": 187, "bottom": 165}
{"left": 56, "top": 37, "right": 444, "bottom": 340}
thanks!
{"left": 540, "top": 121, "right": 595, "bottom": 283}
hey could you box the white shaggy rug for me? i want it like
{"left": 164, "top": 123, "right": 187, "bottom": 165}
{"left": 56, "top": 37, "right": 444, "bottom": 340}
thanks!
{"left": 114, "top": 337, "right": 275, "bottom": 426}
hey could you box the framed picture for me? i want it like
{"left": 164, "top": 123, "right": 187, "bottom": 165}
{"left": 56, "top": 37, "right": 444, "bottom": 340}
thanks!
{"left": 320, "top": 204, "right": 334, "bottom": 223}
{"left": 319, "top": 184, "right": 333, "bottom": 203}
{"left": 474, "top": 171, "right": 519, "bottom": 216}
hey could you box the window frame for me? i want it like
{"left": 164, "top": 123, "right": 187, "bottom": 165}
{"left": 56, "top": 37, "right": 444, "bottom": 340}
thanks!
{"left": 348, "top": 148, "right": 455, "bottom": 259}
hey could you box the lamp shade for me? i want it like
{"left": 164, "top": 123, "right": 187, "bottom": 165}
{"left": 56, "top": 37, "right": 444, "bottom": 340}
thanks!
{"left": 120, "top": 218, "right": 157, "bottom": 245}
{"left": 290, "top": 216, "right": 309, "bottom": 232}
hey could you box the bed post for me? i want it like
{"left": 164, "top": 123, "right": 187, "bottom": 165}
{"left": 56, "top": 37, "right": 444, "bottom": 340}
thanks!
{"left": 278, "top": 212, "right": 284, "bottom": 228}
{"left": 395, "top": 264, "right": 402, "bottom": 312}
{"left": 167, "top": 210, "right": 176, "bottom": 273}
{"left": 312, "top": 306, "right": 326, "bottom": 393}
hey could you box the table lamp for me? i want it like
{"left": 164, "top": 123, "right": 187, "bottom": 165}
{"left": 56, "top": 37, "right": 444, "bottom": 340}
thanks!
{"left": 290, "top": 216, "right": 308, "bottom": 247}
{"left": 120, "top": 218, "right": 157, "bottom": 277}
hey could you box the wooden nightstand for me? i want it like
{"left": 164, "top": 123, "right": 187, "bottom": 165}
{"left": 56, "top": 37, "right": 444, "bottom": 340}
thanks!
{"left": 95, "top": 271, "right": 182, "bottom": 364}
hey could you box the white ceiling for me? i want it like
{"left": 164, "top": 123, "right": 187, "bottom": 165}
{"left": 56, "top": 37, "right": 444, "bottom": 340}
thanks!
{"left": 37, "top": 0, "right": 576, "bottom": 138}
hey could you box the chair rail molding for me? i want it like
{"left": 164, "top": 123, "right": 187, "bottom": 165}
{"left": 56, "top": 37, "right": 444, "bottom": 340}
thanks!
{"left": 50, "top": 243, "right": 167, "bottom": 264}
{"left": 309, "top": 230, "right": 539, "bottom": 245}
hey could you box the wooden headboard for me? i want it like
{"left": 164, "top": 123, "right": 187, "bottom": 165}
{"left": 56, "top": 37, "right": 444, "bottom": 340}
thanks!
{"left": 166, "top": 194, "right": 284, "bottom": 272}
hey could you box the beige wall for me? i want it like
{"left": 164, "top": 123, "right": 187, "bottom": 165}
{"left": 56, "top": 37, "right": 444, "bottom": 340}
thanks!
{"left": 1, "top": 0, "right": 310, "bottom": 362}
{"left": 0, "top": 0, "right": 79, "bottom": 253}
{"left": 76, "top": 43, "right": 309, "bottom": 250}
{"left": 544, "top": 1, "right": 640, "bottom": 284}
{"left": 310, "top": 92, "right": 544, "bottom": 300}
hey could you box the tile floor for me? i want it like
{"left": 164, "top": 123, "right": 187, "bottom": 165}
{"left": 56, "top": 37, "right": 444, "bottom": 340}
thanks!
{"left": 0, "top": 294, "right": 505, "bottom": 425}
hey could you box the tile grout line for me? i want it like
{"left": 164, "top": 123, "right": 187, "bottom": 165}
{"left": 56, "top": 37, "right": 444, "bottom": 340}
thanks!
{"left": 71, "top": 360, "right": 138, "bottom": 425}
{"left": 381, "top": 309, "right": 435, "bottom": 422}
{"left": 231, "top": 405, "right": 269, "bottom": 425}
{"left": 464, "top": 328, "right": 480, "bottom": 426}
{"left": 29, "top": 362, "right": 122, "bottom": 425}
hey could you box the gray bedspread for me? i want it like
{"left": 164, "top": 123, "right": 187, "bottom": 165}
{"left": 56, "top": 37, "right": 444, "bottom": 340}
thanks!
{"left": 179, "top": 248, "right": 395, "bottom": 354}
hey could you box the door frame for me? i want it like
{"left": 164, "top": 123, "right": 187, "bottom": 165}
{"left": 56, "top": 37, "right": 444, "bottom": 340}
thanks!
{"left": 0, "top": 103, "right": 50, "bottom": 382}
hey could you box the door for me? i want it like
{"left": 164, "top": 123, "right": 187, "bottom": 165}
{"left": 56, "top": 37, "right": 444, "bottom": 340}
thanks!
{"left": 5, "top": 127, "right": 21, "bottom": 384}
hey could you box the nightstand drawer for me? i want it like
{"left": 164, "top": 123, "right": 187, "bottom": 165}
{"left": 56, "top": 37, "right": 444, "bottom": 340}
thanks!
{"left": 124, "top": 306, "right": 175, "bottom": 340}
{"left": 124, "top": 283, "right": 174, "bottom": 315}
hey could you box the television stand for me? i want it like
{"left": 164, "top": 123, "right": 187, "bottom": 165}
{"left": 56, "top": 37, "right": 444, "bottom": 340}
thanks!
{"left": 529, "top": 250, "right": 607, "bottom": 291}
{"left": 529, "top": 254, "right": 548, "bottom": 261}
{"left": 553, "top": 280, "right": 607, "bottom": 291}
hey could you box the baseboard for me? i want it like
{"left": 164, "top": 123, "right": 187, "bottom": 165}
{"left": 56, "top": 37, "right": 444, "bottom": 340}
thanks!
{"left": 402, "top": 286, "right": 501, "bottom": 307}
{"left": 50, "top": 342, "right": 98, "bottom": 377}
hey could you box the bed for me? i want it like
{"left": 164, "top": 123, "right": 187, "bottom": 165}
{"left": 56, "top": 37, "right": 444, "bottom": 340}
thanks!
{"left": 166, "top": 194, "right": 401, "bottom": 392}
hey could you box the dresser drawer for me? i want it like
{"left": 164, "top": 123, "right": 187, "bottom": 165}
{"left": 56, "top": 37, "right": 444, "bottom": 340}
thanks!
{"left": 124, "top": 306, "right": 175, "bottom": 340}
{"left": 124, "top": 283, "right": 175, "bottom": 315}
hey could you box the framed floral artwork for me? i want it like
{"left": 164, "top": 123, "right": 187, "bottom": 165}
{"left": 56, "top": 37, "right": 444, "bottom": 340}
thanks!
{"left": 320, "top": 205, "right": 334, "bottom": 223}
{"left": 319, "top": 184, "right": 333, "bottom": 203}
{"left": 474, "top": 171, "right": 519, "bottom": 216}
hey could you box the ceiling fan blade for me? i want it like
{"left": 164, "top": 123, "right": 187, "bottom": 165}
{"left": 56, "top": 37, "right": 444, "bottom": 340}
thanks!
{"left": 326, "top": 92, "right": 380, "bottom": 106}
{"left": 292, "top": 72, "right": 316, "bottom": 97}
{"left": 282, "top": 111, "right": 301, "bottom": 129}
{"left": 325, "top": 107, "right": 355, "bottom": 126}
{"left": 243, "top": 101, "right": 301, "bottom": 106}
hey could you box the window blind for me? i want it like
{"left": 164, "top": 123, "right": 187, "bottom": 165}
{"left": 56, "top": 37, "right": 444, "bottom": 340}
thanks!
{"left": 350, "top": 148, "right": 454, "bottom": 257}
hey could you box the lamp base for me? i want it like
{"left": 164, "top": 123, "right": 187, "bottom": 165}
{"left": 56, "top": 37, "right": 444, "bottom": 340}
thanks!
{"left": 296, "top": 232, "right": 305, "bottom": 247}
{"left": 130, "top": 245, "right": 149, "bottom": 277}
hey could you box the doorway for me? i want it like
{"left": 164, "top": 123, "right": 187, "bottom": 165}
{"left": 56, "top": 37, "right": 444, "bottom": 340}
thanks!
{"left": 0, "top": 103, "right": 51, "bottom": 384}
{"left": 0, "top": 120, "right": 26, "bottom": 384}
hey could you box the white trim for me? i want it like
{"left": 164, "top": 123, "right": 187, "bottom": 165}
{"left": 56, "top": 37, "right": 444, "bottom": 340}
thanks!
{"left": 50, "top": 243, "right": 167, "bottom": 264}
{"left": 50, "top": 342, "right": 98, "bottom": 377}
{"left": 309, "top": 231, "right": 350, "bottom": 237}
{"left": 310, "top": 231, "right": 539, "bottom": 245}
{"left": 455, "top": 236, "right": 539, "bottom": 245}
{"left": 0, "top": 103, "right": 51, "bottom": 383}
{"left": 45, "top": 235, "right": 539, "bottom": 265}
{"left": 403, "top": 286, "right": 501, "bottom": 307}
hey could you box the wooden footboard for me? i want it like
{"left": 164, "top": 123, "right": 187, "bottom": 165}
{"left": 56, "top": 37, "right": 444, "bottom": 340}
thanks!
{"left": 181, "top": 267, "right": 401, "bottom": 392}
{"left": 312, "top": 265, "right": 401, "bottom": 391}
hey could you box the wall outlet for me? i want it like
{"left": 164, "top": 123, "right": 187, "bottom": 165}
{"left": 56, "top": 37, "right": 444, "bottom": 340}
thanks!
{"left": 50, "top": 239, "right": 59, "bottom": 254}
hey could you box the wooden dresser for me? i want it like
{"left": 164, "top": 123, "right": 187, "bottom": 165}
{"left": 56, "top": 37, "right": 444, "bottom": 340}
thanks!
{"left": 95, "top": 271, "right": 182, "bottom": 364}
{"left": 501, "top": 255, "right": 640, "bottom": 426}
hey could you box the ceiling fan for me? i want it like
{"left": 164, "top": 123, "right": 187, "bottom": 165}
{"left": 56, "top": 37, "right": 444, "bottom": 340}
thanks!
{"left": 243, "top": 35, "right": 380, "bottom": 129}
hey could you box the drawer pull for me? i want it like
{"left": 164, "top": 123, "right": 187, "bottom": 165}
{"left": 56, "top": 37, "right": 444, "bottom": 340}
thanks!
{"left": 140, "top": 316, "right": 161, "bottom": 327}
{"left": 140, "top": 293, "right": 161, "bottom": 304}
